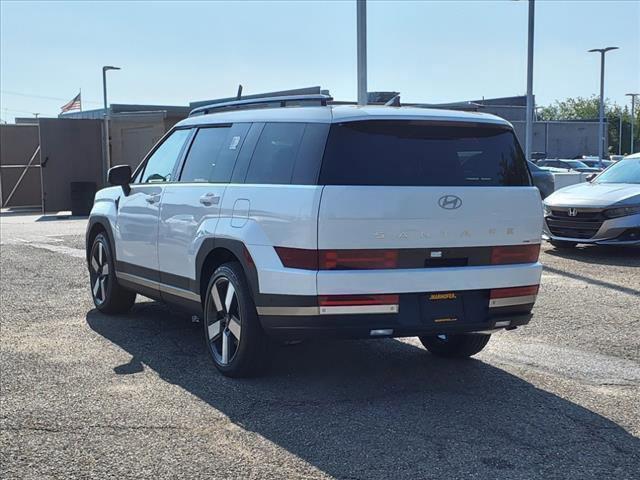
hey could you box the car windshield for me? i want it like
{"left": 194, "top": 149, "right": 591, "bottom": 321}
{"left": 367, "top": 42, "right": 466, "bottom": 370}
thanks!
{"left": 594, "top": 159, "right": 640, "bottom": 184}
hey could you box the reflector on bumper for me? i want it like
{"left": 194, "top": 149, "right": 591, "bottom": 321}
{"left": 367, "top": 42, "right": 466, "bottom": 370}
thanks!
{"left": 489, "top": 285, "right": 539, "bottom": 308}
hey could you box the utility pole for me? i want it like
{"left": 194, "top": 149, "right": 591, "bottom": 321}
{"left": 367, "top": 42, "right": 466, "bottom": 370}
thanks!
{"left": 626, "top": 93, "right": 639, "bottom": 153}
{"left": 588, "top": 47, "right": 618, "bottom": 166}
{"left": 357, "top": 0, "right": 367, "bottom": 106}
{"left": 525, "top": 0, "right": 535, "bottom": 162}
{"left": 102, "top": 65, "right": 121, "bottom": 183}
{"left": 619, "top": 114, "right": 622, "bottom": 155}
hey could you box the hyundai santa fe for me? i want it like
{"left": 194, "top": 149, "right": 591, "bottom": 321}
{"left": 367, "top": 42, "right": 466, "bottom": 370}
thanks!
{"left": 86, "top": 94, "right": 544, "bottom": 377}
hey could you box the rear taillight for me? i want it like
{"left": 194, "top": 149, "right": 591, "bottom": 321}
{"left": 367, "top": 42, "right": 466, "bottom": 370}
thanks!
{"left": 275, "top": 247, "right": 399, "bottom": 270}
{"left": 319, "top": 249, "right": 398, "bottom": 270}
{"left": 274, "top": 247, "right": 318, "bottom": 270}
{"left": 490, "top": 285, "right": 539, "bottom": 299}
{"left": 318, "top": 294, "right": 399, "bottom": 306}
{"left": 491, "top": 244, "right": 540, "bottom": 265}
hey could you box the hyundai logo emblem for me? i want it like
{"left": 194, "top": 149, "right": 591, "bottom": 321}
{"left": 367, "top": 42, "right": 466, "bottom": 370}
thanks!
{"left": 438, "top": 195, "right": 463, "bottom": 210}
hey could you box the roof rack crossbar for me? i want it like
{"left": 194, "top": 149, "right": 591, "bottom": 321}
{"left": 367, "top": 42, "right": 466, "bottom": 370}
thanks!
{"left": 189, "top": 94, "right": 333, "bottom": 117}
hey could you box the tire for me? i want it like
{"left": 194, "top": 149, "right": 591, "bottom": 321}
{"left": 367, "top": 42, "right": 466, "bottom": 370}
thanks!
{"left": 419, "top": 333, "right": 491, "bottom": 358}
{"left": 203, "top": 262, "right": 269, "bottom": 377}
{"left": 88, "top": 233, "right": 136, "bottom": 314}
{"left": 549, "top": 240, "right": 578, "bottom": 249}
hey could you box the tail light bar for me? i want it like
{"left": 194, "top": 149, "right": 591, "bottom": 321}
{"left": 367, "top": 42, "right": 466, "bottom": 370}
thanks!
{"left": 275, "top": 247, "right": 399, "bottom": 270}
{"left": 275, "top": 244, "right": 541, "bottom": 271}
{"left": 491, "top": 244, "right": 540, "bottom": 265}
{"left": 319, "top": 249, "right": 398, "bottom": 270}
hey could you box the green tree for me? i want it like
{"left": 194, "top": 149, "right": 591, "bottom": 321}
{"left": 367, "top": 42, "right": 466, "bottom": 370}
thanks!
{"left": 538, "top": 95, "right": 639, "bottom": 155}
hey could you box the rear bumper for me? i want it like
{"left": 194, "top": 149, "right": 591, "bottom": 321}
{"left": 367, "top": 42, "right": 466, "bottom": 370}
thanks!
{"left": 257, "top": 290, "right": 534, "bottom": 340}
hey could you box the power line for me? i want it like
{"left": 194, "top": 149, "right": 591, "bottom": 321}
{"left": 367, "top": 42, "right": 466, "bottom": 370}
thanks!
{"left": 1, "top": 89, "right": 102, "bottom": 105}
{"left": 2, "top": 107, "right": 56, "bottom": 116}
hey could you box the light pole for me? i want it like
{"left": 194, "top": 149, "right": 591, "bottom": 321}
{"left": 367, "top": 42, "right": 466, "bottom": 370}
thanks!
{"left": 102, "top": 65, "right": 120, "bottom": 182}
{"left": 626, "top": 93, "right": 639, "bottom": 153}
{"left": 588, "top": 47, "right": 618, "bottom": 166}
{"left": 524, "top": 0, "right": 535, "bottom": 162}
{"left": 356, "top": 0, "right": 367, "bottom": 106}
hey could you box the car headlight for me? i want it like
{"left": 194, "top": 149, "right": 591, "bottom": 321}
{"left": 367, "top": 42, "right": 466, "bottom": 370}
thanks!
{"left": 603, "top": 205, "right": 640, "bottom": 219}
{"left": 543, "top": 204, "right": 552, "bottom": 217}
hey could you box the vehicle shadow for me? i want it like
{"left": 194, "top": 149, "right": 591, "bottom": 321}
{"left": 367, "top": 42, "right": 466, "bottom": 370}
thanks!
{"left": 543, "top": 243, "right": 640, "bottom": 268}
{"left": 86, "top": 304, "right": 640, "bottom": 479}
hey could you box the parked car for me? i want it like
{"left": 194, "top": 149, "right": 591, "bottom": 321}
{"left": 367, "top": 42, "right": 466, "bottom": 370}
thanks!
{"left": 86, "top": 95, "right": 544, "bottom": 377}
{"left": 581, "top": 159, "right": 613, "bottom": 170}
{"left": 537, "top": 159, "right": 601, "bottom": 173}
{"left": 543, "top": 156, "right": 640, "bottom": 248}
{"left": 527, "top": 160, "right": 555, "bottom": 198}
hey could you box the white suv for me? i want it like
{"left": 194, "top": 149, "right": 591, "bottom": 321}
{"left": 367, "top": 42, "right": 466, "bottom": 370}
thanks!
{"left": 86, "top": 94, "right": 543, "bottom": 377}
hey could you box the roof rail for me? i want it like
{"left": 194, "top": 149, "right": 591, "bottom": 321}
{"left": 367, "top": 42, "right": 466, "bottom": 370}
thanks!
{"left": 189, "top": 94, "right": 333, "bottom": 117}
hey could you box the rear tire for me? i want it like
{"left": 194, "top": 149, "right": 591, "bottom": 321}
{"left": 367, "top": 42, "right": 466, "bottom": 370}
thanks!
{"left": 549, "top": 240, "right": 577, "bottom": 249}
{"left": 419, "top": 333, "right": 490, "bottom": 358}
{"left": 89, "top": 233, "right": 136, "bottom": 314}
{"left": 203, "top": 262, "right": 269, "bottom": 377}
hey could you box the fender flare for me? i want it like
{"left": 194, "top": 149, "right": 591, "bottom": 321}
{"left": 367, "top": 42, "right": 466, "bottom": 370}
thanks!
{"left": 86, "top": 216, "right": 116, "bottom": 263}
{"left": 195, "top": 238, "right": 260, "bottom": 298}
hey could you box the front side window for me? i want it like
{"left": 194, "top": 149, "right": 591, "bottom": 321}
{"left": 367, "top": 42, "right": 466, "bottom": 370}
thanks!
{"left": 139, "top": 129, "right": 191, "bottom": 183}
{"left": 319, "top": 121, "right": 530, "bottom": 187}
{"left": 245, "top": 123, "right": 306, "bottom": 184}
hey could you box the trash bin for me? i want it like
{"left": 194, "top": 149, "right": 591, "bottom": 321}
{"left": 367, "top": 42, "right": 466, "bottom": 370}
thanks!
{"left": 70, "top": 182, "right": 96, "bottom": 216}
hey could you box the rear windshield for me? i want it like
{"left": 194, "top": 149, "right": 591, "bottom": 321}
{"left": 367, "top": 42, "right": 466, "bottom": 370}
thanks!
{"left": 319, "top": 120, "right": 531, "bottom": 186}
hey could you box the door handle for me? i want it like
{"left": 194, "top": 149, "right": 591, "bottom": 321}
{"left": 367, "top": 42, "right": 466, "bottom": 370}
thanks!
{"left": 199, "top": 193, "right": 220, "bottom": 206}
{"left": 145, "top": 194, "right": 161, "bottom": 204}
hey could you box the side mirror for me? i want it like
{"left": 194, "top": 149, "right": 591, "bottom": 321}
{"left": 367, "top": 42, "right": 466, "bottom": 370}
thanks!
{"left": 585, "top": 173, "right": 597, "bottom": 182}
{"left": 108, "top": 165, "right": 132, "bottom": 194}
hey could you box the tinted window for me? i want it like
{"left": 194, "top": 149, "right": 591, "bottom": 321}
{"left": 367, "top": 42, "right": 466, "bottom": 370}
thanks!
{"left": 319, "top": 121, "right": 530, "bottom": 187}
{"left": 212, "top": 123, "right": 251, "bottom": 183}
{"left": 140, "top": 129, "right": 191, "bottom": 183}
{"left": 245, "top": 123, "right": 306, "bottom": 184}
{"left": 180, "top": 127, "right": 229, "bottom": 182}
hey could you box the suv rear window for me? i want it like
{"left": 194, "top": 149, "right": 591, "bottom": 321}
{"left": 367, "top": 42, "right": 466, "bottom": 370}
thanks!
{"left": 319, "top": 120, "right": 530, "bottom": 186}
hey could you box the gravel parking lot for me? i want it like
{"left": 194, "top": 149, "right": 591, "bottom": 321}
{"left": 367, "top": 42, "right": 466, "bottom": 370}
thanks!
{"left": 1, "top": 213, "right": 639, "bottom": 479}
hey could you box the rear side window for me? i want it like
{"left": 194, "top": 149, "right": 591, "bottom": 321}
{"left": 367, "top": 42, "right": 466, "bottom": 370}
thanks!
{"left": 245, "top": 123, "right": 306, "bottom": 184}
{"left": 180, "top": 127, "right": 229, "bottom": 182}
{"left": 179, "top": 123, "right": 251, "bottom": 183}
{"left": 319, "top": 121, "right": 530, "bottom": 187}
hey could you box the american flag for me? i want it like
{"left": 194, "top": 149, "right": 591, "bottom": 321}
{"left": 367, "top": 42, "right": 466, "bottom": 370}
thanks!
{"left": 60, "top": 92, "right": 81, "bottom": 113}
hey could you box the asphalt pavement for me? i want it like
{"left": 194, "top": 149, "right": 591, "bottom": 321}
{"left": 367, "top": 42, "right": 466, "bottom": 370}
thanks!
{"left": 1, "top": 212, "right": 639, "bottom": 479}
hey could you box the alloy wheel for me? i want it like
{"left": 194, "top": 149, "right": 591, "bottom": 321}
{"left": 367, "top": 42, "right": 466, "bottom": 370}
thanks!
{"left": 206, "top": 276, "right": 242, "bottom": 365}
{"left": 90, "top": 241, "right": 109, "bottom": 305}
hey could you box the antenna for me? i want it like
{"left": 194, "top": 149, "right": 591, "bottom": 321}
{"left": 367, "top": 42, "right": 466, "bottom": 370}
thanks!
{"left": 236, "top": 84, "right": 243, "bottom": 100}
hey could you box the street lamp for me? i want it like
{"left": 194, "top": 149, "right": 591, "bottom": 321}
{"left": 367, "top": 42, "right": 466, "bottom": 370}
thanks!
{"left": 588, "top": 47, "right": 618, "bottom": 166}
{"left": 102, "top": 65, "right": 120, "bottom": 183}
{"left": 626, "top": 93, "right": 639, "bottom": 154}
{"left": 524, "top": 0, "right": 535, "bottom": 162}
{"left": 356, "top": 0, "right": 367, "bottom": 106}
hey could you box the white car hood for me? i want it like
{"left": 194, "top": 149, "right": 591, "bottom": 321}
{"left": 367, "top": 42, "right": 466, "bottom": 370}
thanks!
{"left": 545, "top": 182, "right": 640, "bottom": 208}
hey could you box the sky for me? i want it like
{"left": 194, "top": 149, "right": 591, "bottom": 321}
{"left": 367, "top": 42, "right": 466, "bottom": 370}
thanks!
{"left": 1, "top": 0, "right": 638, "bottom": 122}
